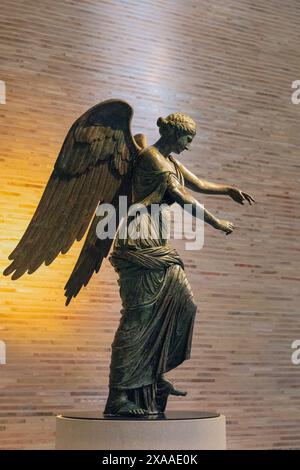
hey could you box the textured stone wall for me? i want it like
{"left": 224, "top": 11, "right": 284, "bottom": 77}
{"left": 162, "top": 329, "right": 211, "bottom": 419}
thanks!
{"left": 0, "top": 0, "right": 300, "bottom": 449}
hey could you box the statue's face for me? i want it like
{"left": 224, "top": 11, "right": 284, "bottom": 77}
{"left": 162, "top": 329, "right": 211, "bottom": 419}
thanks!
{"left": 173, "top": 133, "right": 195, "bottom": 154}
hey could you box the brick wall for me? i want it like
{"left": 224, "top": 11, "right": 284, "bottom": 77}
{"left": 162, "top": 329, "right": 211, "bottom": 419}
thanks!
{"left": 0, "top": 0, "right": 300, "bottom": 449}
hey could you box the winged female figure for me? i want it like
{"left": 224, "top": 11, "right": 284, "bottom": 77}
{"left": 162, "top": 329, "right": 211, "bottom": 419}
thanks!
{"left": 4, "top": 99, "right": 255, "bottom": 416}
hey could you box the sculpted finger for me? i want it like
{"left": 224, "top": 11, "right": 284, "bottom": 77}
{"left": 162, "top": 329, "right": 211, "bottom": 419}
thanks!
{"left": 243, "top": 193, "right": 252, "bottom": 205}
{"left": 243, "top": 192, "right": 256, "bottom": 204}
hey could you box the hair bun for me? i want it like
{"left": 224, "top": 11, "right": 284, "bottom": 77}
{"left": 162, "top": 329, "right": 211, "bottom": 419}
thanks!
{"left": 157, "top": 116, "right": 166, "bottom": 128}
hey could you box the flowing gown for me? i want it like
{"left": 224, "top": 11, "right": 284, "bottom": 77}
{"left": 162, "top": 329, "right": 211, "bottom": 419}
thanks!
{"left": 108, "top": 146, "right": 197, "bottom": 412}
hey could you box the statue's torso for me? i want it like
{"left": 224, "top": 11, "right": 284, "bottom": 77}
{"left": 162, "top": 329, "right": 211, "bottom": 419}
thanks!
{"left": 113, "top": 146, "right": 184, "bottom": 250}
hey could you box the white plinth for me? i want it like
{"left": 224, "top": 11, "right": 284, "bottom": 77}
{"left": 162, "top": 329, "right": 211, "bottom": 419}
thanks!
{"left": 56, "top": 411, "right": 226, "bottom": 450}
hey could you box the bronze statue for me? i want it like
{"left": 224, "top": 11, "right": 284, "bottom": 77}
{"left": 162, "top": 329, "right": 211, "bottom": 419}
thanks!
{"left": 3, "top": 99, "right": 255, "bottom": 416}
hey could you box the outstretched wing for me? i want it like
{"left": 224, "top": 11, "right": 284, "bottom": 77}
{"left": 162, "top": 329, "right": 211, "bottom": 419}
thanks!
{"left": 4, "top": 99, "right": 139, "bottom": 280}
{"left": 64, "top": 134, "right": 148, "bottom": 305}
{"left": 64, "top": 194, "right": 121, "bottom": 306}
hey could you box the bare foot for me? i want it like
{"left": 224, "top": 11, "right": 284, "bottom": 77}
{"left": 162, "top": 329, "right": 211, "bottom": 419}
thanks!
{"left": 105, "top": 401, "right": 146, "bottom": 417}
{"left": 156, "top": 377, "right": 187, "bottom": 413}
{"left": 104, "top": 389, "right": 147, "bottom": 417}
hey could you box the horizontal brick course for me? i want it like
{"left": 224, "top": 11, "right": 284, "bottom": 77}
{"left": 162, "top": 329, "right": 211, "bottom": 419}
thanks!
{"left": 0, "top": 0, "right": 300, "bottom": 449}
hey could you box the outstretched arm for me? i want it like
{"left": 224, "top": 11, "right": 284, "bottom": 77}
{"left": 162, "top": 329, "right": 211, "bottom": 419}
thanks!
{"left": 166, "top": 176, "right": 234, "bottom": 235}
{"left": 174, "top": 158, "right": 255, "bottom": 205}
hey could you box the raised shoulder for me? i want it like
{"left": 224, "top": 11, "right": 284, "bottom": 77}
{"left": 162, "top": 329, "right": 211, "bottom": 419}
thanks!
{"left": 135, "top": 145, "right": 173, "bottom": 173}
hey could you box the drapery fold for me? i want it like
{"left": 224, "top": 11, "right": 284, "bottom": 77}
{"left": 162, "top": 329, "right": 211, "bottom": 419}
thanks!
{"left": 108, "top": 246, "right": 197, "bottom": 390}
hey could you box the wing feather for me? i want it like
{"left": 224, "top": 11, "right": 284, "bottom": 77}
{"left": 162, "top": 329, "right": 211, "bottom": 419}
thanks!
{"left": 63, "top": 133, "right": 148, "bottom": 305}
{"left": 4, "top": 99, "right": 139, "bottom": 280}
{"left": 64, "top": 199, "right": 121, "bottom": 306}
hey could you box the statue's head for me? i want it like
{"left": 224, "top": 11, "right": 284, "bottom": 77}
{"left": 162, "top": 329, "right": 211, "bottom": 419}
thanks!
{"left": 157, "top": 113, "right": 196, "bottom": 154}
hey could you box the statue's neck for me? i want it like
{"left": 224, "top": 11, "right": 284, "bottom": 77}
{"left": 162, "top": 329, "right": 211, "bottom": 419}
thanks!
{"left": 153, "top": 138, "right": 173, "bottom": 158}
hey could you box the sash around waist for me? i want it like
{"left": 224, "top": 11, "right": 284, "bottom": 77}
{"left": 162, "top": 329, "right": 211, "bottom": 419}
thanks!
{"left": 109, "top": 245, "right": 184, "bottom": 273}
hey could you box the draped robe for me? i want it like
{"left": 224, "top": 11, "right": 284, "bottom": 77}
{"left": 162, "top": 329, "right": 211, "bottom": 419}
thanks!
{"left": 108, "top": 147, "right": 197, "bottom": 412}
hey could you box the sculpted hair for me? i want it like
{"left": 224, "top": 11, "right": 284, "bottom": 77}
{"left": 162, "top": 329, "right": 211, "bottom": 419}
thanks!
{"left": 157, "top": 113, "right": 196, "bottom": 137}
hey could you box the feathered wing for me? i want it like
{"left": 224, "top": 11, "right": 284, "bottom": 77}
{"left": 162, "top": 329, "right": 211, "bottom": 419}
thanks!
{"left": 63, "top": 194, "right": 121, "bottom": 305}
{"left": 64, "top": 134, "right": 148, "bottom": 305}
{"left": 4, "top": 99, "right": 139, "bottom": 282}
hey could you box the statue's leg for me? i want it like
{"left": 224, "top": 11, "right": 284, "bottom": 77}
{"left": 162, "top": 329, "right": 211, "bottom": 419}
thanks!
{"left": 105, "top": 252, "right": 197, "bottom": 416}
{"left": 156, "top": 375, "right": 187, "bottom": 413}
{"left": 153, "top": 265, "right": 197, "bottom": 413}
{"left": 104, "top": 388, "right": 147, "bottom": 416}
{"left": 104, "top": 376, "right": 187, "bottom": 416}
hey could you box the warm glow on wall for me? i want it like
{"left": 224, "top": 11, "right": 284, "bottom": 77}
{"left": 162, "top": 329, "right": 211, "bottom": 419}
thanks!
{"left": 1, "top": 0, "right": 300, "bottom": 450}
{"left": 1, "top": 157, "right": 87, "bottom": 333}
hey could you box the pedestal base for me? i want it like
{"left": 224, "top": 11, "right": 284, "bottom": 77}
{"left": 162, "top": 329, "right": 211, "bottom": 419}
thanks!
{"left": 56, "top": 411, "right": 226, "bottom": 450}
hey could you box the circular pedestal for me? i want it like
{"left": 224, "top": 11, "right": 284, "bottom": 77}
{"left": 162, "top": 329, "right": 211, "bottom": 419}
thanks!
{"left": 56, "top": 411, "right": 226, "bottom": 450}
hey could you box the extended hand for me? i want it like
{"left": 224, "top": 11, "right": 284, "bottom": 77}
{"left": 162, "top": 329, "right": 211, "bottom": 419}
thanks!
{"left": 215, "top": 219, "right": 235, "bottom": 235}
{"left": 228, "top": 187, "right": 255, "bottom": 205}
